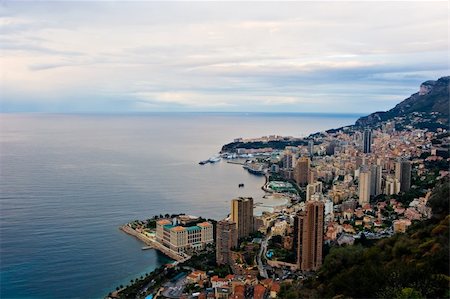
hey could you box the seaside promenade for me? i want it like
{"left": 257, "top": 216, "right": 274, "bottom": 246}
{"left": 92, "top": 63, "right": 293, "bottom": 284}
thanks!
{"left": 120, "top": 225, "right": 189, "bottom": 262}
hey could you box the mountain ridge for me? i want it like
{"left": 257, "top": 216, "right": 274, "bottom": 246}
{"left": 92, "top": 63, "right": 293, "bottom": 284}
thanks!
{"left": 356, "top": 76, "right": 449, "bottom": 127}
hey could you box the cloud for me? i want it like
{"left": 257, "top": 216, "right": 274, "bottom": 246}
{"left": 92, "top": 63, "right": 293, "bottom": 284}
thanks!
{"left": 0, "top": 1, "right": 448, "bottom": 113}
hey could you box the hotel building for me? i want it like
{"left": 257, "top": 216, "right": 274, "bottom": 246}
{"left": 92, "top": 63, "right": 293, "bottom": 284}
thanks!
{"left": 156, "top": 219, "right": 213, "bottom": 253}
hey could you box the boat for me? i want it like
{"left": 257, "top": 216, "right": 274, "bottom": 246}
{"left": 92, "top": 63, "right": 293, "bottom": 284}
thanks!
{"left": 208, "top": 156, "right": 221, "bottom": 163}
{"left": 199, "top": 160, "right": 209, "bottom": 165}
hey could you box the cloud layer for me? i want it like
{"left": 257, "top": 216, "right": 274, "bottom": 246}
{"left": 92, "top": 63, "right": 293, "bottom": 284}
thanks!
{"left": 0, "top": 1, "right": 448, "bottom": 113}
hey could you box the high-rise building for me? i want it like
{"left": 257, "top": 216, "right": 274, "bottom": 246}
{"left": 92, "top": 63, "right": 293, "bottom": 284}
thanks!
{"left": 308, "top": 140, "right": 314, "bottom": 156}
{"left": 326, "top": 140, "right": 337, "bottom": 156}
{"left": 282, "top": 153, "right": 295, "bottom": 169}
{"left": 294, "top": 156, "right": 311, "bottom": 186}
{"left": 395, "top": 159, "right": 411, "bottom": 192}
{"left": 295, "top": 200, "right": 324, "bottom": 271}
{"left": 216, "top": 220, "right": 237, "bottom": 265}
{"left": 384, "top": 175, "right": 400, "bottom": 195}
{"left": 358, "top": 166, "right": 371, "bottom": 205}
{"left": 231, "top": 197, "right": 254, "bottom": 239}
{"left": 363, "top": 129, "right": 372, "bottom": 154}
{"left": 370, "top": 164, "right": 382, "bottom": 197}
{"left": 306, "top": 181, "right": 323, "bottom": 201}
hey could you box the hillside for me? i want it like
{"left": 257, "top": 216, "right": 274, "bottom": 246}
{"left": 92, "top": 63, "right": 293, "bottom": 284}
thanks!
{"left": 356, "top": 76, "right": 449, "bottom": 127}
{"left": 279, "top": 177, "right": 450, "bottom": 299}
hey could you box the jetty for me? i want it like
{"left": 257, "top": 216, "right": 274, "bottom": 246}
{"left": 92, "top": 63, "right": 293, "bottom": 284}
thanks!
{"left": 227, "top": 161, "right": 245, "bottom": 165}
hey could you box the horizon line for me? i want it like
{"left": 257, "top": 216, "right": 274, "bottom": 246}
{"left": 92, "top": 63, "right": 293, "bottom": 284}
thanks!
{"left": 0, "top": 111, "right": 367, "bottom": 116}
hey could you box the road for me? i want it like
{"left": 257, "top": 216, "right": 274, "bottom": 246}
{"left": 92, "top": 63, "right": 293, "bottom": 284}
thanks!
{"left": 161, "top": 275, "right": 187, "bottom": 298}
{"left": 257, "top": 231, "right": 272, "bottom": 278}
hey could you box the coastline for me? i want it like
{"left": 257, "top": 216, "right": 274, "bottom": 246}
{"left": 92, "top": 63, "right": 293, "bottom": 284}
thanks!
{"left": 119, "top": 225, "right": 187, "bottom": 262}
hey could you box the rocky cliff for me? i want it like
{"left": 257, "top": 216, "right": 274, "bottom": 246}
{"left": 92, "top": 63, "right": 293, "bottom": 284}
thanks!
{"left": 356, "top": 76, "right": 449, "bottom": 127}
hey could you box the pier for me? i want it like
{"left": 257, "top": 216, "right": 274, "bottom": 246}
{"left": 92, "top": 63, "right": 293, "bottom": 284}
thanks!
{"left": 227, "top": 161, "right": 245, "bottom": 165}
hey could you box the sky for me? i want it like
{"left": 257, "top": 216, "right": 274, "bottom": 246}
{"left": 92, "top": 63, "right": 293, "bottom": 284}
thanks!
{"left": 0, "top": 1, "right": 448, "bottom": 113}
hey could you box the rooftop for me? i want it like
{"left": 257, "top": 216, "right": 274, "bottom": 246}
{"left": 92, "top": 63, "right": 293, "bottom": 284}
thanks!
{"left": 186, "top": 226, "right": 201, "bottom": 232}
{"left": 157, "top": 219, "right": 172, "bottom": 225}
{"left": 197, "top": 222, "right": 212, "bottom": 228}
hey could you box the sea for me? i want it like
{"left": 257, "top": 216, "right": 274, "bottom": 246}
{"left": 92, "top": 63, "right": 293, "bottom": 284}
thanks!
{"left": 0, "top": 113, "right": 359, "bottom": 299}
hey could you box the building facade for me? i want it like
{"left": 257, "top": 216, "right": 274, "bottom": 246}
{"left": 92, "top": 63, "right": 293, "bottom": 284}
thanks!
{"left": 231, "top": 197, "right": 254, "bottom": 239}
{"left": 295, "top": 200, "right": 324, "bottom": 271}
{"left": 385, "top": 175, "right": 401, "bottom": 195}
{"left": 308, "top": 140, "right": 314, "bottom": 156}
{"left": 306, "top": 181, "right": 323, "bottom": 201}
{"left": 395, "top": 159, "right": 412, "bottom": 192}
{"left": 294, "top": 156, "right": 311, "bottom": 186}
{"left": 358, "top": 166, "right": 371, "bottom": 205}
{"left": 363, "top": 129, "right": 372, "bottom": 153}
{"left": 216, "top": 220, "right": 238, "bottom": 265}
{"left": 370, "top": 164, "right": 383, "bottom": 197}
{"left": 156, "top": 219, "right": 213, "bottom": 253}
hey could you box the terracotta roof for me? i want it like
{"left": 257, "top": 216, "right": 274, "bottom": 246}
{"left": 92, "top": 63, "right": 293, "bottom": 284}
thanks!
{"left": 253, "top": 284, "right": 266, "bottom": 299}
{"left": 234, "top": 285, "right": 245, "bottom": 295}
{"left": 271, "top": 282, "right": 281, "bottom": 293}
{"left": 157, "top": 219, "right": 172, "bottom": 225}
{"left": 172, "top": 226, "right": 186, "bottom": 232}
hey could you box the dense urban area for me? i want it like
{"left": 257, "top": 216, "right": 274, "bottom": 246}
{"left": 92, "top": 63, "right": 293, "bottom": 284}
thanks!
{"left": 108, "top": 77, "right": 449, "bottom": 299}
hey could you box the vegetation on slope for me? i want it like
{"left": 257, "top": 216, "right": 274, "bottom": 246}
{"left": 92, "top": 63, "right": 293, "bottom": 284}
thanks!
{"left": 356, "top": 76, "right": 450, "bottom": 127}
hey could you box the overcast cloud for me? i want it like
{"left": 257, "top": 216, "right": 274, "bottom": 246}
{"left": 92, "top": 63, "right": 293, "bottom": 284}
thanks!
{"left": 0, "top": 1, "right": 448, "bottom": 113}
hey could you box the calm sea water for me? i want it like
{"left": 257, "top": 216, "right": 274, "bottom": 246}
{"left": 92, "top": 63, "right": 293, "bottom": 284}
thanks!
{"left": 0, "top": 113, "right": 358, "bottom": 299}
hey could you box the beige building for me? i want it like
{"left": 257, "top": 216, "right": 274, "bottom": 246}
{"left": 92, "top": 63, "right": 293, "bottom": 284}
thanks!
{"left": 385, "top": 175, "right": 401, "bottom": 195}
{"left": 156, "top": 219, "right": 213, "bottom": 253}
{"left": 358, "top": 167, "right": 371, "bottom": 206}
{"left": 393, "top": 219, "right": 412, "bottom": 233}
{"left": 231, "top": 197, "right": 254, "bottom": 239}
{"left": 295, "top": 199, "right": 324, "bottom": 271}
{"left": 306, "top": 181, "right": 323, "bottom": 201}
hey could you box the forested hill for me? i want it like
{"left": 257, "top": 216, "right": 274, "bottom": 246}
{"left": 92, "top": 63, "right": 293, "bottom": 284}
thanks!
{"left": 356, "top": 76, "right": 449, "bottom": 127}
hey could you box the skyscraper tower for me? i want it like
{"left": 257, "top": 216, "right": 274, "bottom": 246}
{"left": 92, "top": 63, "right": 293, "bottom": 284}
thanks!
{"left": 295, "top": 200, "right": 324, "bottom": 271}
{"left": 294, "top": 156, "right": 311, "bottom": 186}
{"left": 282, "top": 153, "right": 294, "bottom": 169}
{"left": 363, "top": 129, "right": 372, "bottom": 154}
{"left": 216, "top": 220, "right": 237, "bottom": 265}
{"left": 395, "top": 159, "right": 412, "bottom": 192}
{"left": 359, "top": 166, "right": 371, "bottom": 205}
{"left": 326, "top": 140, "right": 338, "bottom": 156}
{"left": 370, "top": 164, "right": 383, "bottom": 197}
{"left": 231, "top": 197, "right": 254, "bottom": 239}
{"left": 308, "top": 140, "right": 314, "bottom": 156}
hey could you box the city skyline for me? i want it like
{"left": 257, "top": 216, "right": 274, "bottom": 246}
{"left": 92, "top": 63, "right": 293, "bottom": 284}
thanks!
{"left": 1, "top": 1, "right": 448, "bottom": 113}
